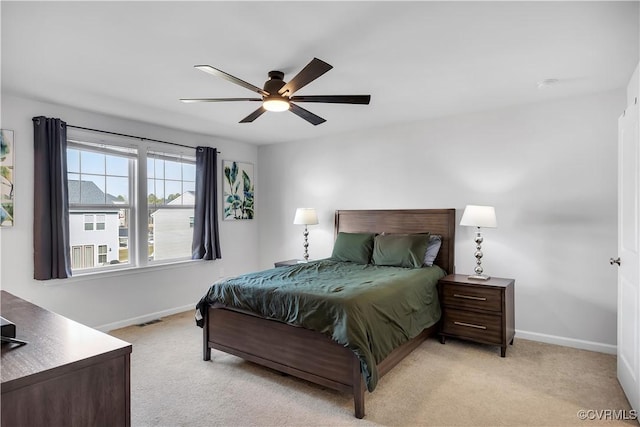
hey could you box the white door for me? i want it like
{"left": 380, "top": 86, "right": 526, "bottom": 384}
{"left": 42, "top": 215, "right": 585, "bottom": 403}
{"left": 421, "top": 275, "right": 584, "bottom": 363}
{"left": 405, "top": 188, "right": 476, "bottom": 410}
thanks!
{"left": 617, "top": 97, "right": 640, "bottom": 413}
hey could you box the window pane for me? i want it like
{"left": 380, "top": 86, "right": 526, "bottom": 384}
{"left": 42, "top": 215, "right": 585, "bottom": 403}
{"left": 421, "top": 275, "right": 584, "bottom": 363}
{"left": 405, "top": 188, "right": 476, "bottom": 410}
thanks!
{"left": 98, "top": 245, "right": 107, "bottom": 264}
{"left": 84, "top": 214, "right": 94, "bottom": 230}
{"left": 154, "top": 158, "right": 164, "bottom": 179}
{"left": 165, "top": 160, "right": 181, "bottom": 180}
{"left": 81, "top": 151, "right": 105, "bottom": 175}
{"left": 183, "top": 181, "right": 195, "bottom": 193}
{"left": 106, "top": 176, "right": 129, "bottom": 203}
{"left": 149, "top": 179, "right": 165, "bottom": 205}
{"left": 68, "top": 173, "right": 81, "bottom": 203}
{"left": 165, "top": 181, "right": 182, "bottom": 204}
{"left": 147, "top": 158, "right": 155, "bottom": 179}
{"left": 183, "top": 163, "right": 195, "bottom": 180}
{"left": 96, "top": 215, "right": 106, "bottom": 230}
{"left": 106, "top": 155, "right": 128, "bottom": 176}
{"left": 147, "top": 178, "right": 155, "bottom": 201}
{"left": 67, "top": 149, "right": 80, "bottom": 173}
{"left": 80, "top": 175, "right": 107, "bottom": 204}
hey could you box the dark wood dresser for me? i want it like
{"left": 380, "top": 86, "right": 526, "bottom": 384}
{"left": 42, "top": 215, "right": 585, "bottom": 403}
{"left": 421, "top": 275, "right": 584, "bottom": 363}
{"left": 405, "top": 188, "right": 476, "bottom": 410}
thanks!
{"left": 438, "top": 274, "right": 515, "bottom": 357}
{"left": 1, "top": 290, "right": 132, "bottom": 426}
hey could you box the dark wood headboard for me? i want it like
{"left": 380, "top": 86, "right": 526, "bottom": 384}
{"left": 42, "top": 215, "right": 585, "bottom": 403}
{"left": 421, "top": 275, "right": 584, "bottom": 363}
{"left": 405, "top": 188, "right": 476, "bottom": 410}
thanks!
{"left": 334, "top": 209, "right": 456, "bottom": 274}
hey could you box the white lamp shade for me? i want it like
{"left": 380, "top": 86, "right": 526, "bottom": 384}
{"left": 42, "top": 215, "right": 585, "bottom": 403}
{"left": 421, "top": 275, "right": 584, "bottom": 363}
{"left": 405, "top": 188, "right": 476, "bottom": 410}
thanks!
{"left": 293, "top": 208, "right": 319, "bottom": 225}
{"left": 460, "top": 205, "right": 497, "bottom": 228}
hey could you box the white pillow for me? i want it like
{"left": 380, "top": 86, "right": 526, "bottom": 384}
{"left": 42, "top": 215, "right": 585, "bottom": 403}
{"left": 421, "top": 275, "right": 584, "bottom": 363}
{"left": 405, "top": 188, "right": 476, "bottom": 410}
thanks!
{"left": 423, "top": 235, "right": 442, "bottom": 267}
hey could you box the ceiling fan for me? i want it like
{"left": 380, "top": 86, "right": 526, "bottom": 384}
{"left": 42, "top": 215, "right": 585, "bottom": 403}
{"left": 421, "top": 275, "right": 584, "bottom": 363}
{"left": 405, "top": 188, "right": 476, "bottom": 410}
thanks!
{"left": 180, "top": 58, "right": 371, "bottom": 125}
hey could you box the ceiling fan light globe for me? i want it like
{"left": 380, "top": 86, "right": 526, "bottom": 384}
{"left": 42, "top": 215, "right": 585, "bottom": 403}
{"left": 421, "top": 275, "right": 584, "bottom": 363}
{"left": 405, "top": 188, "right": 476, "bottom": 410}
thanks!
{"left": 263, "top": 99, "right": 290, "bottom": 112}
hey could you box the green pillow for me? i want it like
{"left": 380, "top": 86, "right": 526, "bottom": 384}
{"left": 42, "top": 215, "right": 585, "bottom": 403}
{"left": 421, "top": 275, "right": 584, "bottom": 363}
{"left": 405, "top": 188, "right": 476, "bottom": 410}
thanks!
{"left": 372, "top": 233, "right": 431, "bottom": 268}
{"left": 331, "top": 232, "right": 376, "bottom": 264}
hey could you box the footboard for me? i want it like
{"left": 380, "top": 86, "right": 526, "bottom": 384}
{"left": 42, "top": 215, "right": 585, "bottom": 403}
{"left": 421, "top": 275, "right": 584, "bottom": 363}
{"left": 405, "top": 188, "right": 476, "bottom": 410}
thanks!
{"left": 203, "top": 305, "right": 365, "bottom": 417}
{"left": 203, "top": 305, "right": 434, "bottom": 418}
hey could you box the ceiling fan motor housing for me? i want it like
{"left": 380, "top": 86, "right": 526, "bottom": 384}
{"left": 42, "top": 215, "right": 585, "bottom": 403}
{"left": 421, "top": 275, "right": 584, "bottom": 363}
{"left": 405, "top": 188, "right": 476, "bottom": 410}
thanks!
{"left": 264, "top": 71, "right": 286, "bottom": 97}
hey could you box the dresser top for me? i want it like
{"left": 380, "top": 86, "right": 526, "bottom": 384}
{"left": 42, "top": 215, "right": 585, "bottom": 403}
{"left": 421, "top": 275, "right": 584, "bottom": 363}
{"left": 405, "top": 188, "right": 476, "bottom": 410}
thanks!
{"left": 1, "top": 290, "right": 131, "bottom": 390}
{"left": 439, "top": 274, "right": 514, "bottom": 288}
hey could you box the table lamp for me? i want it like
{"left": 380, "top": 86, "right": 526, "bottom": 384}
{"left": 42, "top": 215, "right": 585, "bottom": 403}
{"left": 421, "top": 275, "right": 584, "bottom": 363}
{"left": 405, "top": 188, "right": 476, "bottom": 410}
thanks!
{"left": 293, "top": 208, "right": 318, "bottom": 261}
{"left": 460, "top": 205, "right": 497, "bottom": 280}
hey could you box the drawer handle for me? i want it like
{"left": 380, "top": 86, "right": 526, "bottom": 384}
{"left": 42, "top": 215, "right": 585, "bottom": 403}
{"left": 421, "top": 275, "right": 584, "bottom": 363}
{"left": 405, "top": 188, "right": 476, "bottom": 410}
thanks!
{"left": 454, "top": 321, "right": 487, "bottom": 330}
{"left": 453, "top": 294, "right": 487, "bottom": 301}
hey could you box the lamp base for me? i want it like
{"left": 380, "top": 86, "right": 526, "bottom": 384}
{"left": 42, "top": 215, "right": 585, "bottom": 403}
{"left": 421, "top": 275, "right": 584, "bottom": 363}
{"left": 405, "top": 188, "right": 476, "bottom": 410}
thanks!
{"left": 468, "top": 274, "right": 491, "bottom": 281}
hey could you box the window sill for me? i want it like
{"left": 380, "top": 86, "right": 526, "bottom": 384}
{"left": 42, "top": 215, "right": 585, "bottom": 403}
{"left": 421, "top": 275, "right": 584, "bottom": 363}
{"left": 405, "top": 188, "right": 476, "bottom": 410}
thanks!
{"left": 42, "top": 258, "right": 206, "bottom": 285}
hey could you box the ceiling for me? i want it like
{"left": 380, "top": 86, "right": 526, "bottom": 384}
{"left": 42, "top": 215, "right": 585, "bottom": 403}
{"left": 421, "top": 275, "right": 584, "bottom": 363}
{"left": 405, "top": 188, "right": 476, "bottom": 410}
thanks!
{"left": 2, "top": 1, "right": 638, "bottom": 145}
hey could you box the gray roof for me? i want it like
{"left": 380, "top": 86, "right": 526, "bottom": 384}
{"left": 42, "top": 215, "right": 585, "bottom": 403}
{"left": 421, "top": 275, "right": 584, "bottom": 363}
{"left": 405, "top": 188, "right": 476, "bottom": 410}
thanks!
{"left": 68, "top": 180, "right": 119, "bottom": 205}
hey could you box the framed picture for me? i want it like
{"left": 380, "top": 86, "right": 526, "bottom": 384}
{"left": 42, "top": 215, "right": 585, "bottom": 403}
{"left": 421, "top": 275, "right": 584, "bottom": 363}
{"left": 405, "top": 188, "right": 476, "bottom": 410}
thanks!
{"left": 1, "top": 129, "right": 14, "bottom": 227}
{"left": 222, "top": 160, "right": 254, "bottom": 220}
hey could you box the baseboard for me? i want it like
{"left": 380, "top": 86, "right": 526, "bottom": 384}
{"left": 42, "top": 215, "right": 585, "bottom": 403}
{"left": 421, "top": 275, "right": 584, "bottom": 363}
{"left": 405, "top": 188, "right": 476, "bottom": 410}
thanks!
{"left": 516, "top": 329, "right": 616, "bottom": 355}
{"left": 95, "top": 304, "right": 194, "bottom": 332}
{"left": 95, "top": 311, "right": 617, "bottom": 354}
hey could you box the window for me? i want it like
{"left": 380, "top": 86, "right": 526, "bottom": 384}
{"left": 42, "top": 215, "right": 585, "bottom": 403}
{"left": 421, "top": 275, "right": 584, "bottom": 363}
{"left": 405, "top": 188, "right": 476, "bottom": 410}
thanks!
{"left": 96, "top": 214, "right": 106, "bottom": 230}
{"left": 84, "top": 214, "right": 94, "bottom": 230}
{"left": 98, "top": 245, "right": 108, "bottom": 264}
{"left": 147, "top": 151, "right": 196, "bottom": 262}
{"left": 67, "top": 137, "right": 135, "bottom": 272}
{"left": 66, "top": 130, "right": 196, "bottom": 274}
{"left": 82, "top": 214, "right": 107, "bottom": 231}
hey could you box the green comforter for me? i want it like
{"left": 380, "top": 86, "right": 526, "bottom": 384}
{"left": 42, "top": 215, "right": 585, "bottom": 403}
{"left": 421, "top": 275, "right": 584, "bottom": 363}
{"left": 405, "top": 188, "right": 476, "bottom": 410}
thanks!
{"left": 196, "top": 259, "right": 444, "bottom": 391}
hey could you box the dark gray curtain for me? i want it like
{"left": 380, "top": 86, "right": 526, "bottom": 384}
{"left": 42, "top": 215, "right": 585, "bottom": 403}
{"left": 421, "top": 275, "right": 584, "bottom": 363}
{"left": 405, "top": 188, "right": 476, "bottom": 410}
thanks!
{"left": 192, "top": 146, "right": 221, "bottom": 260}
{"left": 33, "top": 116, "right": 72, "bottom": 279}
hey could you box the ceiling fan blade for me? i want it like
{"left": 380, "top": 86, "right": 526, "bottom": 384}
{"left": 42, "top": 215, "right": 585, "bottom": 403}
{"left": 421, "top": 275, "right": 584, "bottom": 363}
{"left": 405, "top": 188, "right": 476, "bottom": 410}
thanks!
{"left": 289, "top": 103, "right": 326, "bottom": 126}
{"left": 289, "top": 95, "right": 371, "bottom": 104}
{"left": 180, "top": 98, "right": 262, "bottom": 103}
{"left": 239, "top": 106, "right": 267, "bottom": 123}
{"left": 278, "top": 58, "right": 333, "bottom": 96}
{"left": 194, "top": 65, "right": 269, "bottom": 96}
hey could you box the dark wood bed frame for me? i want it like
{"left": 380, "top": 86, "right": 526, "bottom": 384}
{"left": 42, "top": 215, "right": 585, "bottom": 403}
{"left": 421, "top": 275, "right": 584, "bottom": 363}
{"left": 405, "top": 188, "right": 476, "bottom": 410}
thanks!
{"left": 202, "top": 209, "right": 456, "bottom": 418}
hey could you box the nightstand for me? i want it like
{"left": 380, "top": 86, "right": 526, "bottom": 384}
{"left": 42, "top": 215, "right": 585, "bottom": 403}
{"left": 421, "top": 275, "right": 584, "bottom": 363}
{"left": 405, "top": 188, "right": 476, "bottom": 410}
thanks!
{"left": 274, "top": 259, "right": 304, "bottom": 267}
{"left": 438, "top": 274, "right": 515, "bottom": 357}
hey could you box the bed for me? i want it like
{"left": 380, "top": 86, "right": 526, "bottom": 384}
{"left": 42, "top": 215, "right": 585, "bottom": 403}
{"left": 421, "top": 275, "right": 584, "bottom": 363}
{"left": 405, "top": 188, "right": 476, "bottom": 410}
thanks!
{"left": 196, "top": 209, "right": 455, "bottom": 418}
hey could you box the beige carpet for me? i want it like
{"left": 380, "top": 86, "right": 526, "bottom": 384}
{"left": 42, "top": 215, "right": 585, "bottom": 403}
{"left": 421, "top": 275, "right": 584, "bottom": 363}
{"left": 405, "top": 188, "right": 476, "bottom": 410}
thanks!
{"left": 110, "top": 311, "right": 635, "bottom": 427}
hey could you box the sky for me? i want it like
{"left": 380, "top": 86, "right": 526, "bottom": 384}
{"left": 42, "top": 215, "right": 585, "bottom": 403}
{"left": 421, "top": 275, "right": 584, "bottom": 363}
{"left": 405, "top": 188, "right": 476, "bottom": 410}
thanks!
{"left": 67, "top": 148, "right": 195, "bottom": 204}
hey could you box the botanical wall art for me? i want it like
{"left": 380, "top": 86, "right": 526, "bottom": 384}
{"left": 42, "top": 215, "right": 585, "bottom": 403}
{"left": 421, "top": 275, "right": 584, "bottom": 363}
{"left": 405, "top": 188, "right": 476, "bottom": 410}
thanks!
{"left": 0, "top": 129, "right": 14, "bottom": 227}
{"left": 223, "top": 160, "right": 254, "bottom": 220}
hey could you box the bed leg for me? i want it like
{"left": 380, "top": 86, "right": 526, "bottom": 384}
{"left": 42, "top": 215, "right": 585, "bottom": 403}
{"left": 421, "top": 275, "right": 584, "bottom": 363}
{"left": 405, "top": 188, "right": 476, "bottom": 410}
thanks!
{"left": 352, "top": 357, "right": 365, "bottom": 419}
{"left": 203, "top": 308, "right": 211, "bottom": 361}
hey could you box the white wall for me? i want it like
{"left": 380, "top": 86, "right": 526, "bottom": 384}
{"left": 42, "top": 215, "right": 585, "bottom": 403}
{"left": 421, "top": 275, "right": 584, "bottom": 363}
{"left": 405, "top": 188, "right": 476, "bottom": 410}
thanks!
{"left": 258, "top": 90, "right": 624, "bottom": 353}
{"left": 0, "top": 94, "right": 259, "bottom": 330}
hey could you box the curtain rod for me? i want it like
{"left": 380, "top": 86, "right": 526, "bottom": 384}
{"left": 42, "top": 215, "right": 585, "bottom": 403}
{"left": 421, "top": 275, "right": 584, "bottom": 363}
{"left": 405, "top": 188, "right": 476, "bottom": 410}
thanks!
{"left": 67, "top": 124, "right": 220, "bottom": 153}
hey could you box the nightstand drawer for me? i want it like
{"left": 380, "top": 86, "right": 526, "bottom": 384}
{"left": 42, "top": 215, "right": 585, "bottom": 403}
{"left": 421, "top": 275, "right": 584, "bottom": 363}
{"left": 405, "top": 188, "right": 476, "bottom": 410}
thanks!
{"left": 440, "top": 283, "right": 502, "bottom": 312}
{"left": 441, "top": 308, "right": 502, "bottom": 344}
